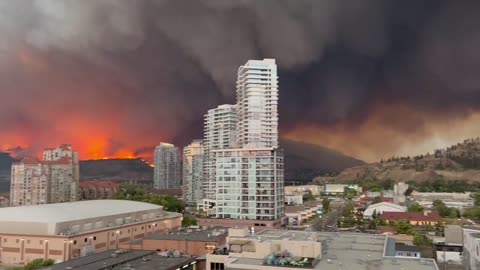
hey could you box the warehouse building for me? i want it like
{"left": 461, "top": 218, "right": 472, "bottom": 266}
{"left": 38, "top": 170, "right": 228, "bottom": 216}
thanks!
{"left": 0, "top": 200, "right": 182, "bottom": 264}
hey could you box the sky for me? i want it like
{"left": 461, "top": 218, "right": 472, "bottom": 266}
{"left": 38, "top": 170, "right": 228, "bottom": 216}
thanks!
{"left": 1, "top": 0, "right": 480, "bottom": 162}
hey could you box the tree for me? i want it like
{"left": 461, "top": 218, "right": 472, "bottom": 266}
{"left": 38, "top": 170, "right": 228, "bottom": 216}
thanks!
{"left": 8, "top": 259, "right": 54, "bottom": 270}
{"left": 182, "top": 216, "right": 198, "bottom": 227}
{"left": 113, "top": 184, "right": 185, "bottom": 213}
{"left": 322, "top": 198, "right": 330, "bottom": 213}
{"left": 303, "top": 191, "right": 316, "bottom": 202}
{"left": 394, "top": 220, "right": 415, "bottom": 235}
{"left": 343, "top": 187, "right": 357, "bottom": 199}
{"left": 342, "top": 202, "right": 354, "bottom": 217}
{"left": 472, "top": 193, "right": 480, "bottom": 207}
{"left": 372, "top": 196, "right": 383, "bottom": 204}
{"left": 408, "top": 202, "right": 424, "bottom": 213}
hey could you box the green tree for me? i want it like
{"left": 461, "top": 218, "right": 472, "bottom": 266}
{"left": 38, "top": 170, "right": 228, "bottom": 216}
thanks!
{"left": 303, "top": 191, "right": 316, "bottom": 202}
{"left": 182, "top": 216, "right": 198, "bottom": 227}
{"left": 372, "top": 197, "right": 383, "bottom": 204}
{"left": 8, "top": 259, "right": 54, "bottom": 270}
{"left": 408, "top": 202, "right": 424, "bottom": 212}
{"left": 394, "top": 220, "right": 415, "bottom": 235}
{"left": 342, "top": 202, "right": 354, "bottom": 217}
{"left": 322, "top": 198, "right": 330, "bottom": 213}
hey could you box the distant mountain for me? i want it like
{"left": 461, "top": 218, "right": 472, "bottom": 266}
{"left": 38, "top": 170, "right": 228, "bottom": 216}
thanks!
{"left": 79, "top": 140, "right": 364, "bottom": 184}
{"left": 280, "top": 139, "right": 365, "bottom": 182}
{"left": 80, "top": 158, "right": 153, "bottom": 182}
{"left": 328, "top": 137, "right": 480, "bottom": 183}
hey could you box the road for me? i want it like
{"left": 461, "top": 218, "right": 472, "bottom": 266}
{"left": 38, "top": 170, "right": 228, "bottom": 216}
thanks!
{"left": 306, "top": 202, "right": 344, "bottom": 232}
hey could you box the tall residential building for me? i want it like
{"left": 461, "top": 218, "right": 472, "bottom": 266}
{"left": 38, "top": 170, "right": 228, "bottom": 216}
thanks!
{"left": 215, "top": 148, "right": 284, "bottom": 220}
{"left": 203, "top": 104, "right": 238, "bottom": 200}
{"left": 182, "top": 140, "right": 205, "bottom": 205}
{"left": 153, "top": 143, "right": 181, "bottom": 189}
{"left": 236, "top": 58, "right": 279, "bottom": 149}
{"left": 10, "top": 144, "right": 79, "bottom": 206}
{"left": 212, "top": 59, "right": 284, "bottom": 221}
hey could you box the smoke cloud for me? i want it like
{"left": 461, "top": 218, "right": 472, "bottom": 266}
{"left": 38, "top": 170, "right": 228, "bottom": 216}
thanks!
{"left": 0, "top": 0, "right": 480, "bottom": 161}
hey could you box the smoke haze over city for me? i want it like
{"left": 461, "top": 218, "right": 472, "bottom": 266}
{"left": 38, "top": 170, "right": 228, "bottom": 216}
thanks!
{"left": 1, "top": 0, "right": 480, "bottom": 161}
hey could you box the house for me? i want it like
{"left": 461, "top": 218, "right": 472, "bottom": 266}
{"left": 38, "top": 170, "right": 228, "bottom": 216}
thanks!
{"left": 380, "top": 211, "right": 442, "bottom": 226}
{"left": 395, "top": 243, "right": 422, "bottom": 258}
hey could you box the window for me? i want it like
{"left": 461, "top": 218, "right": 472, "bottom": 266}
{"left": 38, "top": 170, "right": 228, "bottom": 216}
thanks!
{"left": 39, "top": 240, "right": 43, "bottom": 245}
{"left": 74, "top": 240, "right": 77, "bottom": 245}
{"left": 16, "top": 239, "right": 19, "bottom": 244}
{"left": 93, "top": 236, "right": 96, "bottom": 241}
{"left": 84, "top": 238, "right": 87, "bottom": 243}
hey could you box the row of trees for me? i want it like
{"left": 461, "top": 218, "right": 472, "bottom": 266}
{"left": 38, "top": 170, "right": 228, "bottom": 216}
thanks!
{"left": 406, "top": 179, "right": 480, "bottom": 193}
{"left": 113, "top": 184, "right": 185, "bottom": 213}
{"left": 8, "top": 259, "right": 54, "bottom": 270}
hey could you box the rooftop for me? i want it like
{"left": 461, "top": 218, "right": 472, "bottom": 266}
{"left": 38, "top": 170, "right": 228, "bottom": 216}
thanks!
{"left": 380, "top": 212, "right": 442, "bottom": 222}
{"left": 144, "top": 227, "right": 228, "bottom": 242}
{"left": 43, "top": 249, "right": 195, "bottom": 270}
{"left": 0, "top": 200, "right": 162, "bottom": 225}
{"left": 225, "top": 230, "right": 438, "bottom": 270}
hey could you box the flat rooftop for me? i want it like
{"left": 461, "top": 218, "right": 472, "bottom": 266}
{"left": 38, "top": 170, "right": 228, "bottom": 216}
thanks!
{"left": 228, "top": 230, "right": 438, "bottom": 270}
{"left": 144, "top": 227, "right": 228, "bottom": 242}
{"left": 43, "top": 250, "right": 195, "bottom": 270}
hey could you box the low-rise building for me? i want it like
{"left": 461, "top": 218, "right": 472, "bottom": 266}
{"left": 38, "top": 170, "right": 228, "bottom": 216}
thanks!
{"left": 363, "top": 202, "right": 407, "bottom": 219}
{"left": 384, "top": 237, "right": 421, "bottom": 258}
{"left": 119, "top": 227, "right": 227, "bottom": 256}
{"left": 285, "top": 201, "right": 322, "bottom": 226}
{"left": 79, "top": 181, "right": 119, "bottom": 200}
{"left": 206, "top": 228, "right": 438, "bottom": 270}
{"left": 463, "top": 226, "right": 480, "bottom": 270}
{"left": 285, "top": 195, "right": 303, "bottom": 206}
{"left": 433, "top": 225, "right": 463, "bottom": 266}
{"left": 44, "top": 249, "right": 196, "bottom": 270}
{"left": 0, "top": 200, "right": 182, "bottom": 264}
{"left": 380, "top": 211, "right": 442, "bottom": 226}
{"left": 411, "top": 191, "right": 474, "bottom": 210}
{"left": 323, "top": 184, "right": 360, "bottom": 195}
{"left": 285, "top": 185, "right": 323, "bottom": 196}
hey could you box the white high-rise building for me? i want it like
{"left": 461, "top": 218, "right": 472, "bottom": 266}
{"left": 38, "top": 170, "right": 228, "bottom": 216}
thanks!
{"left": 153, "top": 143, "right": 181, "bottom": 189}
{"left": 203, "top": 104, "right": 238, "bottom": 200}
{"left": 236, "top": 59, "right": 278, "bottom": 149}
{"left": 212, "top": 59, "right": 284, "bottom": 221}
{"left": 10, "top": 144, "right": 79, "bottom": 206}
{"left": 182, "top": 140, "right": 205, "bottom": 205}
{"left": 214, "top": 148, "right": 284, "bottom": 220}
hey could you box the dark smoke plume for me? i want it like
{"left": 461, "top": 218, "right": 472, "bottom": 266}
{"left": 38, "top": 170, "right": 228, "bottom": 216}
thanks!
{"left": 0, "top": 0, "right": 480, "bottom": 161}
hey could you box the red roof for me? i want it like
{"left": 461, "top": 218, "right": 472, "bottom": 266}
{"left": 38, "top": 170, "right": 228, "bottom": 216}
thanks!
{"left": 380, "top": 211, "right": 442, "bottom": 222}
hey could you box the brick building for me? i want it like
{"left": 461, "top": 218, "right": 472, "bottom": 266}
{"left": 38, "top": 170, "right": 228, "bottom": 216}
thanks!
{"left": 0, "top": 200, "right": 181, "bottom": 264}
{"left": 120, "top": 227, "right": 227, "bottom": 257}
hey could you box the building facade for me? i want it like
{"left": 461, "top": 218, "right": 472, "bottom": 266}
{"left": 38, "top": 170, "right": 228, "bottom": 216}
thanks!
{"left": 10, "top": 144, "right": 79, "bottom": 206}
{"left": 236, "top": 59, "right": 278, "bottom": 149}
{"left": 182, "top": 140, "right": 205, "bottom": 205}
{"left": 214, "top": 148, "right": 284, "bottom": 220}
{"left": 0, "top": 200, "right": 182, "bottom": 264}
{"left": 203, "top": 104, "right": 238, "bottom": 200}
{"left": 79, "top": 181, "right": 119, "bottom": 200}
{"left": 154, "top": 143, "right": 181, "bottom": 189}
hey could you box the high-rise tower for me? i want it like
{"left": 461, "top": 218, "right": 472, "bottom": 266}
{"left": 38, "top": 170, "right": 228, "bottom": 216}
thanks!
{"left": 203, "top": 104, "right": 238, "bottom": 200}
{"left": 182, "top": 140, "right": 205, "bottom": 205}
{"left": 153, "top": 143, "right": 181, "bottom": 189}
{"left": 236, "top": 59, "right": 279, "bottom": 149}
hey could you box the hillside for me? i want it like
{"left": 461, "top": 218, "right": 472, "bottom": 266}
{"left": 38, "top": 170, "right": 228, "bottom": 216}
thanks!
{"left": 0, "top": 140, "right": 365, "bottom": 190}
{"left": 281, "top": 139, "right": 365, "bottom": 181}
{"left": 328, "top": 138, "right": 480, "bottom": 183}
